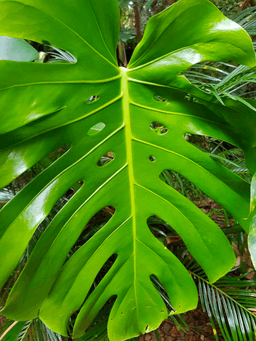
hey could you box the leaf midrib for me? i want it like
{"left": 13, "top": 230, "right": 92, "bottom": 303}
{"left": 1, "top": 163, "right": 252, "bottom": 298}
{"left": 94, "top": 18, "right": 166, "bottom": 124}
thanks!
{"left": 121, "top": 67, "right": 139, "bottom": 322}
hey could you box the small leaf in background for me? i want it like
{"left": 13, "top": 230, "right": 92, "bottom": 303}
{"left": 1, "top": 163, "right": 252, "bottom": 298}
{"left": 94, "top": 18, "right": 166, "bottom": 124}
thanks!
{"left": 0, "top": 36, "right": 38, "bottom": 61}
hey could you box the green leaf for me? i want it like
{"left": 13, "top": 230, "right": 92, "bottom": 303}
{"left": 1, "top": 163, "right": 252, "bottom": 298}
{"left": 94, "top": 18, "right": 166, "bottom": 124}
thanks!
{"left": 0, "top": 321, "right": 29, "bottom": 341}
{"left": 128, "top": 0, "right": 255, "bottom": 76}
{"left": 0, "top": 36, "right": 38, "bottom": 61}
{"left": 0, "top": 0, "right": 255, "bottom": 340}
{"left": 197, "top": 274, "right": 256, "bottom": 341}
{"left": 249, "top": 173, "right": 256, "bottom": 268}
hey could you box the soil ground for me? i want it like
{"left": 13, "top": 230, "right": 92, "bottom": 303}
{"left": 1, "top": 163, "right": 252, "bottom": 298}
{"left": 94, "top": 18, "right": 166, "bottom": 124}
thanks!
{"left": 139, "top": 304, "right": 223, "bottom": 341}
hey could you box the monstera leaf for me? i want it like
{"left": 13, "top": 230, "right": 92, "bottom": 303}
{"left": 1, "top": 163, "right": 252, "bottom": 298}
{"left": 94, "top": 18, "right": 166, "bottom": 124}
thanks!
{"left": 0, "top": 0, "right": 255, "bottom": 340}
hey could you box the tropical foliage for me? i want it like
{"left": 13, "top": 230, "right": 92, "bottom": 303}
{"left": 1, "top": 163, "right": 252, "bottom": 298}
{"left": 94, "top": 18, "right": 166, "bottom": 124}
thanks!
{"left": 0, "top": 0, "right": 256, "bottom": 340}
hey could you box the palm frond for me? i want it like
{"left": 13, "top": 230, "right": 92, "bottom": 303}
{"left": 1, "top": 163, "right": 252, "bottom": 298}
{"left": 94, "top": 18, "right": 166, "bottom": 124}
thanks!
{"left": 0, "top": 320, "right": 31, "bottom": 341}
{"left": 187, "top": 258, "right": 256, "bottom": 341}
{"left": 197, "top": 276, "right": 256, "bottom": 341}
{"left": 0, "top": 319, "right": 65, "bottom": 341}
{"left": 17, "top": 321, "right": 33, "bottom": 341}
{"left": 47, "top": 46, "right": 77, "bottom": 64}
{"left": 0, "top": 188, "right": 14, "bottom": 205}
{"left": 230, "top": 6, "right": 256, "bottom": 35}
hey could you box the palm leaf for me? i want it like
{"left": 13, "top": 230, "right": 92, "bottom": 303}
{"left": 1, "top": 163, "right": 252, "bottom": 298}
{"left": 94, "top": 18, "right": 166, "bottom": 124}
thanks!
{"left": 197, "top": 275, "right": 256, "bottom": 341}
{"left": 175, "top": 249, "right": 256, "bottom": 341}
{"left": 0, "top": 319, "right": 65, "bottom": 341}
{"left": 230, "top": 6, "right": 256, "bottom": 35}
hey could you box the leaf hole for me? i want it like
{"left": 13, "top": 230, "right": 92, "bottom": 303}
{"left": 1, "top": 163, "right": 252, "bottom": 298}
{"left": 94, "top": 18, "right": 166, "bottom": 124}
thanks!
{"left": 68, "top": 256, "right": 117, "bottom": 335}
{"left": 0, "top": 39, "right": 77, "bottom": 63}
{"left": 25, "top": 41, "right": 77, "bottom": 64}
{"left": 159, "top": 170, "right": 236, "bottom": 231}
{"left": 48, "top": 143, "right": 71, "bottom": 163}
{"left": 0, "top": 164, "right": 45, "bottom": 206}
{"left": 71, "top": 206, "right": 116, "bottom": 250}
{"left": 150, "top": 275, "right": 174, "bottom": 313}
{"left": 154, "top": 95, "right": 168, "bottom": 103}
{"left": 85, "top": 95, "right": 100, "bottom": 104}
{"left": 0, "top": 36, "right": 39, "bottom": 62}
{"left": 46, "top": 46, "right": 77, "bottom": 64}
{"left": 97, "top": 152, "right": 115, "bottom": 167}
{"left": 68, "top": 295, "right": 116, "bottom": 337}
{"left": 92, "top": 254, "right": 118, "bottom": 288}
{"left": 150, "top": 122, "right": 168, "bottom": 135}
{"left": 160, "top": 170, "right": 208, "bottom": 202}
{"left": 184, "top": 133, "right": 250, "bottom": 183}
{"left": 147, "top": 216, "right": 178, "bottom": 248}
{"left": 0, "top": 188, "right": 15, "bottom": 210}
{"left": 87, "top": 122, "right": 106, "bottom": 136}
{"left": 149, "top": 155, "right": 156, "bottom": 162}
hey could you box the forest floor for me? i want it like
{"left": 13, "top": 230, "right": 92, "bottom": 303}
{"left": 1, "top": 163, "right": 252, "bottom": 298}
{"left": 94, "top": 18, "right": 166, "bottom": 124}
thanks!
{"left": 139, "top": 304, "right": 223, "bottom": 341}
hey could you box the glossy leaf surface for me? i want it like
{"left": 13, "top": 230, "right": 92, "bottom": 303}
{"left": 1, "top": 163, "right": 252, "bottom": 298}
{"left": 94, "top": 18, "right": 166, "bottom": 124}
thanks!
{"left": 0, "top": 0, "right": 255, "bottom": 340}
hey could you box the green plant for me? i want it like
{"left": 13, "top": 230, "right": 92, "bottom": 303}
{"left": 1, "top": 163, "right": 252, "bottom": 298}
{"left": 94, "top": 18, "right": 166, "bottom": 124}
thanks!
{"left": 183, "top": 254, "right": 256, "bottom": 341}
{"left": 198, "top": 274, "right": 256, "bottom": 341}
{"left": 0, "top": 0, "right": 256, "bottom": 340}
